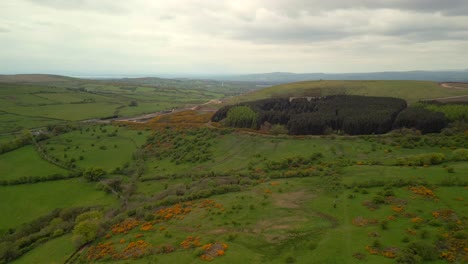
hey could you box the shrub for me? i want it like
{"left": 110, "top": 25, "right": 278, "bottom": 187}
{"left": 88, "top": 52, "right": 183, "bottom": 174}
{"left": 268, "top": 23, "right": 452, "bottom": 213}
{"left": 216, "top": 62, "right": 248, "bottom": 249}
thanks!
{"left": 83, "top": 168, "right": 106, "bottom": 182}
{"left": 406, "top": 241, "right": 437, "bottom": 261}
{"left": 451, "top": 148, "right": 468, "bottom": 161}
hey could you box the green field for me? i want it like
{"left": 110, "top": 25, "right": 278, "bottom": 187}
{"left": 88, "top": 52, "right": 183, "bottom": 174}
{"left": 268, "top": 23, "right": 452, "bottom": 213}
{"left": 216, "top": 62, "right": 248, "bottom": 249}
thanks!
{"left": 0, "top": 145, "right": 68, "bottom": 181}
{"left": 0, "top": 178, "right": 116, "bottom": 231}
{"left": 229, "top": 80, "right": 468, "bottom": 104}
{"left": 43, "top": 125, "right": 149, "bottom": 172}
{"left": 11, "top": 234, "right": 75, "bottom": 264}
{"left": 0, "top": 76, "right": 253, "bottom": 134}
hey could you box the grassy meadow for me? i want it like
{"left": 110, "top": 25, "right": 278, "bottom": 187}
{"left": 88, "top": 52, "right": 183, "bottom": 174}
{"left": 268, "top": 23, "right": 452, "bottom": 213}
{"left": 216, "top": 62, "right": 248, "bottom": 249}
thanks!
{"left": 0, "top": 145, "right": 67, "bottom": 181}
{"left": 0, "top": 76, "right": 251, "bottom": 133}
{"left": 0, "top": 178, "right": 117, "bottom": 231}
{"left": 229, "top": 80, "right": 468, "bottom": 104}
{"left": 42, "top": 125, "right": 150, "bottom": 172}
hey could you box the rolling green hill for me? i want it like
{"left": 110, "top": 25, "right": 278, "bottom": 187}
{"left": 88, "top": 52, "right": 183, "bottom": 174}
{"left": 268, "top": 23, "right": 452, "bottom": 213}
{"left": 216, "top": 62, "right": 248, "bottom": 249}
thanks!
{"left": 229, "top": 80, "right": 468, "bottom": 104}
{"left": 0, "top": 75, "right": 255, "bottom": 134}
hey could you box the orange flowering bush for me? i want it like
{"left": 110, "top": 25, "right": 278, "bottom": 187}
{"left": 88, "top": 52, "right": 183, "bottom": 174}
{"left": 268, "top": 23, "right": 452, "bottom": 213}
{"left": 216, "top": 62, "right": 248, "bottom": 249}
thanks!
{"left": 409, "top": 185, "right": 437, "bottom": 199}
{"left": 200, "top": 242, "right": 228, "bottom": 261}
{"left": 140, "top": 222, "right": 154, "bottom": 231}
{"left": 156, "top": 203, "right": 192, "bottom": 221}
{"left": 111, "top": 218, "right": 140, "bottom": 234}
{"left": 120, "top": 240, "right": 152, "bottom": 259}
{"left": 180, "top": 236, "right": 201, "bottom": 249}
{"left": 391, "top": 205, "right": 404, "bottom": 213}
{"left": 87, "top": 242, "right": 116, "bottom": 261}
{"left": 352, "top": 216, "right": 379, "bottom": 227}
{"left": 381, "top": 248, "right": 398, "bottom": 259}
{"left": 365, "top": 245, "right": 379, "bottom": 255}
{"left": 410, "top": 217, "right": 423, "bottom": 223}
{"left": 122, "top": 110, "right": 213, "bottom": 131}
{"left": 432, "top": 209, "right": 458, "bottom": 222}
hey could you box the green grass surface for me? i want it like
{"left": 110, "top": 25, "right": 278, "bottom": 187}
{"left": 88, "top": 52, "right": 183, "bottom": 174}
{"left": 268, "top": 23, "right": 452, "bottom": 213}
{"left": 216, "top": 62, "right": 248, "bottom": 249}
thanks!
{"left": 0, "top": 77, "right": 242, "bottom": 133}
{"left": 0, "top": 112, "right": 62, "bottom": 133}
{"left": 11, "top": 234, "right": 75, "bottom": 264}
{"left": 230, "top": 80, "right": 468, "bottom": 104}
{"left": 44, "top": 125, "right": 149, "bottom": 171}
{"left": 0, "top": 178, "right": 116, "bottom": 231}
{"left": 143, "top": 132, "right": 455, "bottom": 176}
{"left": 0, "top": 145, "right": 68, "bottom": 180}
{"left": 0, "top": 134, "right": 14, "bottom": 144}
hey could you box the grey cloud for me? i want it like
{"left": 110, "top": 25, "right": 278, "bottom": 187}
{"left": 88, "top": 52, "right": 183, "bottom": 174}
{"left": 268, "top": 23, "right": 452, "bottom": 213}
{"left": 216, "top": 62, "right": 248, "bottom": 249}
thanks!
{"left": 258, "top": 0, "right": 468, "bottom": 16}
{"left": 211, "top": 3, "right": 468, "bottom": 45}
{"left": 232, "top": 23, "right": 351, "bottom": 44}
{"left": 25, "top": 0, "right": 128, "bottom": 14}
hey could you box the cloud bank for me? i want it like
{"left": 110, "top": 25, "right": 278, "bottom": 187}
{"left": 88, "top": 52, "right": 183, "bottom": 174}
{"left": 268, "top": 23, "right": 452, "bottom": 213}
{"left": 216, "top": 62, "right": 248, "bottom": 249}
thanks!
{"left": 1, "top": 0, "right": 467, "bottom": 75}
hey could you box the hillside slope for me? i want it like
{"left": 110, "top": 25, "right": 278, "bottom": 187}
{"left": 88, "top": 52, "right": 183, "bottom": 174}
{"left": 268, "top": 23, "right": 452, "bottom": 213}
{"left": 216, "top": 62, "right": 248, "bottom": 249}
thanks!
{"left": 228, "top": 80, "right": 468, "bottom": 104}
{"left": 0, "top": 74, "right": 77, "bottom": 84}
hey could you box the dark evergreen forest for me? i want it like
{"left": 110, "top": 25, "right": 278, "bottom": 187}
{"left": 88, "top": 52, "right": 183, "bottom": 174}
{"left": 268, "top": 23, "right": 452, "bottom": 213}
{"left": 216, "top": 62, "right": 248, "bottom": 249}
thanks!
{"left": 212, "top": 95, "right": 448, "bottom": 135}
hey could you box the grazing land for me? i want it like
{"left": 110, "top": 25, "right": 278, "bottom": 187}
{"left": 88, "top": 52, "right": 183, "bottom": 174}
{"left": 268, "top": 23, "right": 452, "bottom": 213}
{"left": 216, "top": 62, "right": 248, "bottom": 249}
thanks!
{"left": 228, "top": 80, "right": 468, "bottom": 104}
{"left": 0, "top": 76, "right": 467, "bottom": 264}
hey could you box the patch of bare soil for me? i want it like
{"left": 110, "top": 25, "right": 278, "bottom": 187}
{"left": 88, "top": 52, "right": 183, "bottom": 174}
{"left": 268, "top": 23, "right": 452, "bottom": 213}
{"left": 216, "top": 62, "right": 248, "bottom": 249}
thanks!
{"left": 440, "top": 82, "right": 468, "bottom": 90}
{"left": 273, "top": 190, "right": 314, "bottom": 209}
{"left": 252, "top": 216, "right": 309, "bottom": 243}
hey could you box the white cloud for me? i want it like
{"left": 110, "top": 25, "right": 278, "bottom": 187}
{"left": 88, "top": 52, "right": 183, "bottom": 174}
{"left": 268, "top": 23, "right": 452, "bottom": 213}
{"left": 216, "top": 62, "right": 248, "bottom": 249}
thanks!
{"left": 0, "top": 0, "right": 467, "bottom": 75}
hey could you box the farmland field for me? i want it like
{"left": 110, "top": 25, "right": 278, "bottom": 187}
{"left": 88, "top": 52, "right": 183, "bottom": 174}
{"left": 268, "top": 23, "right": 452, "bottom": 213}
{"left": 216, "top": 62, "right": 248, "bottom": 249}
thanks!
{"left": 228, "top": 80, "right": 468, "bottom": 104}
{"left": 0, "top": 145, "right": 67, "bottom": 181}
{"left": 0, "top": 178, "right": 117, "bottom": 231}
{"left": 42, "top": 125, "right": 150, "bottom": 172}
{"left": 10, "top": 234, "right": 75, "bottom": 264}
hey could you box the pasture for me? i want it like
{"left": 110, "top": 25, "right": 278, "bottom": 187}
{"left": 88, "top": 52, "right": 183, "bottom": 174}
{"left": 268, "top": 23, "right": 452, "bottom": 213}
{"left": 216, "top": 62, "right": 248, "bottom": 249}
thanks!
{"left": 0, "top": 178, "right": 117, "bottom": 231}
{"left": 0, "top": 145, "right": 68, "bottom": 181}
{"left": 42, "top": 125, "right": 149, "bottom": 172}
{"left": 11, "top": 234, "right": 75, "bottom": 264}
{"left": 229, "top": 80, "right": 468, "bottom": 104}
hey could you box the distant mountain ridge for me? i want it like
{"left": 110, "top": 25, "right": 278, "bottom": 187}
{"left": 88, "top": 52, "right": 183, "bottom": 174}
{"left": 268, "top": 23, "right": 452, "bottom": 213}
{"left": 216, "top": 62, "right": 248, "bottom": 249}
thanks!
{"left": 0, "top": 74, "right": 77, "bottom": 83}
{"left": 1, "top": 70, "right": 467, "bottom": 85}
{"left": 213, "top": 70, "right": 468, "bottom": 84}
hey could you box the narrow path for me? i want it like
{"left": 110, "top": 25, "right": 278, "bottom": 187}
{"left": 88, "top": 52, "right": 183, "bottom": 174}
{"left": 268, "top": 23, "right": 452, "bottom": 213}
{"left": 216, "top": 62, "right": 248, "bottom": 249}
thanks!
{"left": 341, "top": 195, "right": 352, "bottom": 260}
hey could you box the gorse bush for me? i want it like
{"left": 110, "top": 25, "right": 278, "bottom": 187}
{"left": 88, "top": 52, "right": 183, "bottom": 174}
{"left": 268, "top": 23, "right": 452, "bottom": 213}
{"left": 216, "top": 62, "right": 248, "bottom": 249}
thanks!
{"left": 396, "top": 153, "right": 446, "bottom": 166}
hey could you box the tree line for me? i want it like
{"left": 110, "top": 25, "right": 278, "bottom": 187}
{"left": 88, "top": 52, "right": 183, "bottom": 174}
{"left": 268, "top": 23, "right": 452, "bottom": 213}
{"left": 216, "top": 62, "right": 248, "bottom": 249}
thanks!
{"left": 212, "top": 95, "right": 449, "bottom": 135}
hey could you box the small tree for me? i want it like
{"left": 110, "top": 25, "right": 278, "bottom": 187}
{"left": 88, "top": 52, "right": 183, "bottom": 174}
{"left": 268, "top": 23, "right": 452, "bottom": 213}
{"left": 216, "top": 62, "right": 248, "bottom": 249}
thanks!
{"left": 270, "top": 124, "right": 288, "bottom": 135}
{"left": 83, "top": 168, "right": 106, "bottom": 182}
{"left": 129, "top": 101, "right": 138, "bottom": 107}
{"left": 72, "top": 211, "right": 103, "bottom": 247}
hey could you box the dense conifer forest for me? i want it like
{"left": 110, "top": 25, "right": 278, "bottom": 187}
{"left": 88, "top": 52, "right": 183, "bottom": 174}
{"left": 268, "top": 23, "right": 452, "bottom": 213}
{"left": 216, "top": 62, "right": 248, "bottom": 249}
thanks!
{"left": 212, "top": 95, "right": 449, "bottom": 135}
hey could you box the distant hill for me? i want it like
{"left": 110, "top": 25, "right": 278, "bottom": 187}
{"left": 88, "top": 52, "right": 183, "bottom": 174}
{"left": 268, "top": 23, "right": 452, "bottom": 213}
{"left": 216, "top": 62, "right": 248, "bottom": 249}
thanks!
{"left": 0, "top": 74, "right": 77, "bottom": 84}
{"left": 228, "top": 80, "right": 468, "bottom": 104}
{"left": 214, "top": 70, "right": 468, "bottom": 84}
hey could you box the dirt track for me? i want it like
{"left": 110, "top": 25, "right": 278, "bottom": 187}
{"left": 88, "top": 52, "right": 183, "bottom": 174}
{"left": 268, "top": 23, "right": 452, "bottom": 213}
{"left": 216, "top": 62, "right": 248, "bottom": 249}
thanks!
{"left": 440, "top": 82, "right": 468, "bottom": 90}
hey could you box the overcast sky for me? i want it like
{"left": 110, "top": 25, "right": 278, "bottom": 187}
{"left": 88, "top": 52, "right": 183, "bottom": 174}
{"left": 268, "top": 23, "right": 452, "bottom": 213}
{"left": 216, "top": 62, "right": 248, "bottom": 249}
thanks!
{"left": 1, "top": 0, "right": 468, "bottom": 76}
